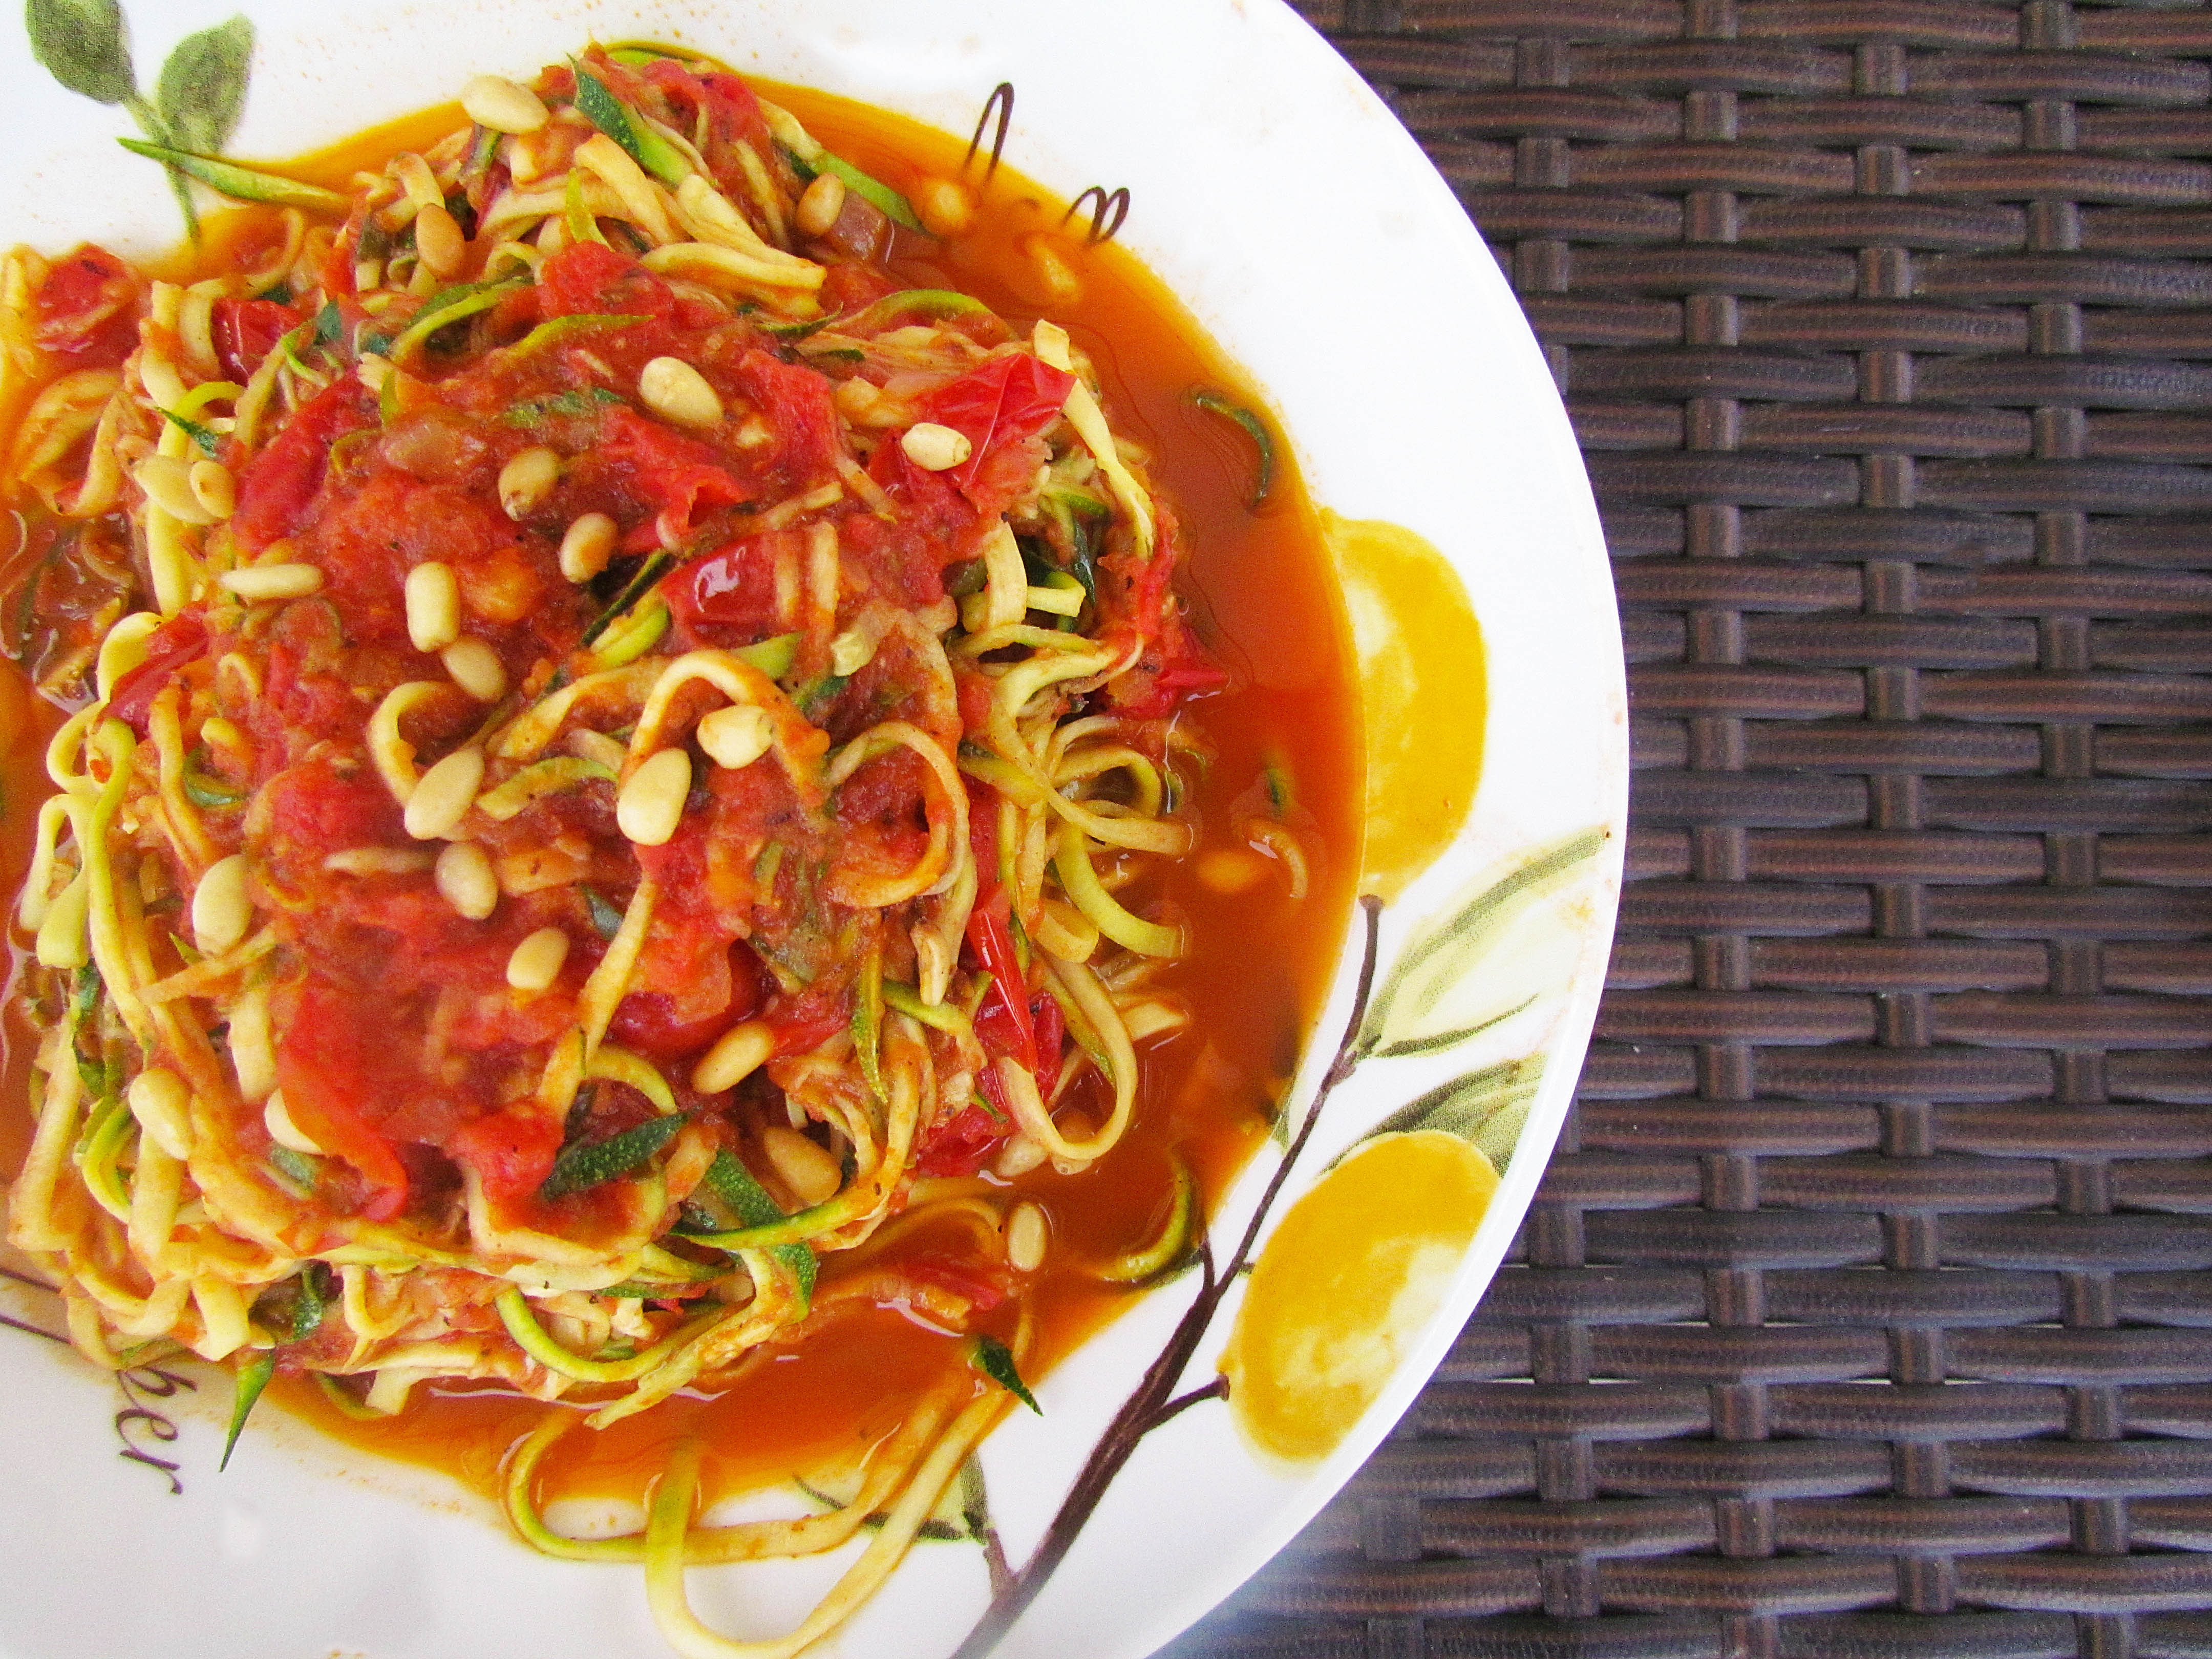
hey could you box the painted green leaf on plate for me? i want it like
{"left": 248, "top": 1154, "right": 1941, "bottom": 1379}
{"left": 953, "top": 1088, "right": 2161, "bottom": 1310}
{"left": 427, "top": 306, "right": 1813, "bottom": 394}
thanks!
{"left": 26, "top": 0, "right": 135, "bottom": 105}
{"left": 155, "top": 16, "right": 252, "bottom": 156}
{"left": 1353, "top": 827, "right": 1606, "bottom": 1063}
{"left": 1362, "top": 1055, "right": 1547, "bottom": 1173}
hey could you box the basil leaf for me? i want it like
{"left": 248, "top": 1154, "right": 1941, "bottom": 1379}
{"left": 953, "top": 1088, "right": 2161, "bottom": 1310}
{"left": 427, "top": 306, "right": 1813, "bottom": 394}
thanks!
{"left": 503, "top": 386, "right": 621, "bottom": 426}
{"left": 540, "top": 1112, "right": 682, "bottom": 1199}
{"left": 220, "top": 1349, "right": 275, "bottom": 1471}
{"left": 155, "top": 15, "right": 252, "bottom": 156}
{"left": 968, "top": 1333, "right": 1041, "bottom": 1414}
{"left": 157, "top": 406, "right": 222, "bottom": 457}
{"left": 579, "top": 885, "right": 625, "bottom": 941}
{"left": 267, "top": 1145, "right": 318, "bottom": 1189}
{"left": 70, "top": 963, "right": 101, "bottom": 1028}
{"left": 27, "top": 0, "right": 135, "bottom": 106}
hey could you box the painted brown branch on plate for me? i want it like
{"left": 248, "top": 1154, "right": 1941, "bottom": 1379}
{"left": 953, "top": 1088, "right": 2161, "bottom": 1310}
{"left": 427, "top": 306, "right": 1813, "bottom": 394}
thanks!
{"left": 949, "top": 894, "right": 1384, "bottom": 1659}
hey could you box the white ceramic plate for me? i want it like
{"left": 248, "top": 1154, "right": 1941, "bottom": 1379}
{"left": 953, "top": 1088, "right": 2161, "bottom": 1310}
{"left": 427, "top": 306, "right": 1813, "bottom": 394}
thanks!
{"left": 0, "top": 3, "right": 1625, "bottom": 1656}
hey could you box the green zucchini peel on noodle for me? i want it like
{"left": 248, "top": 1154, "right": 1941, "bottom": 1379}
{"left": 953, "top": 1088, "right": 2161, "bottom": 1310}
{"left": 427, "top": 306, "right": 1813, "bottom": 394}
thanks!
{"left": 1189, "top": 390, "right": 1277, "bottom": 509}
{"left": 221, "top": 1350, "right": 275, "bottom": 1471}
{"left": 571, "top": 67, "right": 690, "bottom": 187}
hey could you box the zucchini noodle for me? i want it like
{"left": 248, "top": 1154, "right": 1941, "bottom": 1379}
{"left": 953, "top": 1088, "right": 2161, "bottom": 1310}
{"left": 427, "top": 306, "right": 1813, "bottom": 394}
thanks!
{"left": 0, "top": 42, "right": 1268, "bottom": 1658}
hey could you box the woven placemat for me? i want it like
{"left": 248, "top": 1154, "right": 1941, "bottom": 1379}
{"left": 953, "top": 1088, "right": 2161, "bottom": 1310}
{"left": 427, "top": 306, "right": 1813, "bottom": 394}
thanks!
{"left": 1171, "top": 3, "right": 2212, "bottom": 1656}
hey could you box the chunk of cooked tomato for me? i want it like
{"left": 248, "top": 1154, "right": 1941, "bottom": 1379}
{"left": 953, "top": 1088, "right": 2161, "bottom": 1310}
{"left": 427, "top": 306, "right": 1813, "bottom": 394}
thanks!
{"left": 33, "top": 245, "right": 140, "bottom": 369}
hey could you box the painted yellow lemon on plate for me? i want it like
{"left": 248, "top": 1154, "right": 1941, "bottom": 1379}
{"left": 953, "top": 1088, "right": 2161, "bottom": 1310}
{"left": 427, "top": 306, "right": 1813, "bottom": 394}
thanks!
{"left": 1221, "top": 1129, "right": 1498, "bottom": 1464}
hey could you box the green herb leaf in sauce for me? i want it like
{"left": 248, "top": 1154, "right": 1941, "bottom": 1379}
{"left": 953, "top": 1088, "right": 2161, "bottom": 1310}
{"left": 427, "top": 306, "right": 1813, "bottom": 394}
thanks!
{"left": 156, "top": 406, "right": 222, "bottom": 457}
{"left": 968, "top": 1333, "right": 1041, "bottom": 1414}
{"left": 503, "top": 387, "right": 622, "bottom": 427}
{"left": 267, "top": 1144, "right": 318, "bottom": 1190}
{"left": 580, "top": 885, "right": 626, "bottom": 941}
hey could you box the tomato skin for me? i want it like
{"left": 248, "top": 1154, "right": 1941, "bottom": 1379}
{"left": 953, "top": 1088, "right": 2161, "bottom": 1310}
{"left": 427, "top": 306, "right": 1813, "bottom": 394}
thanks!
{"left": 916, "top": 1101, "right": 1009, "bottom": 1178}
{"left": 104, "top": 613, "right": 206, "bottom": 734}
{"left": 732, "top": 349, "right": 842, "bottom": 493}
{"left": 919, "top": 353, "right": 1076, "bottom": 509}
{"left": 33, "top": 245, "right": 140, "bottom": 368}
{"left": 901, "top": 1251, "right": 1010, "bottom": 1313}
{"left": 260, "top": 757, "right": 406, "bottom": 865}
{"left": 231, "top": 380, "right": 374, "bottom": 552}
{"left": 212, "top": 298, "right": 300, "bottom": 380}
{"left": 611, "top": 942, "right": 770, "bottom": 1060}
{"left": 597, "top": 406, "right": 748, "bottom": 550}
{"left": 275, "top": 977, "right": 412, "bottom": 1220}
{"left": 842, "top": 441, "right": 979, "bottom": 605}
{"left": 536, "top": 240, "right": 677, "bottom": 324}
{"left": 669, "top": 529, "right": 785, "bottom": 634}
{"left": 965, "top": 902, "right": 1036, "bottom": 1077}
{"left": 448, "top": 1105, "right": 564, "bottom": 1203}
{"left": 611, "top": 992, "right": 733, "bottom": 1061}
{"left": 1030, "top": 993, "right": 1067, "bottom": 1090}
{"left": 642, "top": 60, "right": 768, "bottom": 150}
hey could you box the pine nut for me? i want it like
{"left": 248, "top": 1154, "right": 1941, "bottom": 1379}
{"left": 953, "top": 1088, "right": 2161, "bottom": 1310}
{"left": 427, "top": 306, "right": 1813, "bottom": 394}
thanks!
{"left": 691, "top": 1019, "right": 775, "bottom": 1094}
{"left": 559, "top": 511, "right": 619, "bottom": 583}
{"left": 697, "top": 704, "right": 771, "bottom": 770}
{"left": 833, "top": 378, "right": 880, "bottom": 422}
{"left": 916, "top": 177, "right": 973, "bottom": 238}
{"left": 499, "top": 445, "right": 562, "bottom": 520}
{"left": 639, "top": 356, "right": 723, "bottom": 429}
{"left": 901, "top": 421, "right": 972, "bottom": 472}
{"left": 33, "top": 872, "right": 87, "bottom": 969}
{"left": 188, "top": 459, "right": 236, "bottom": 520}
{"left": 828, "top": 627, "right": 878, "bottom": 677}
{"left": 1025, "top": 235, "right": 1082, "bottom": 304}
{"left": 190, "top": 852, "right": 253, "bottom": 954}
{"left": 434, "top": 841, "right": 499, "bottom": 919}
{"left": 1196, "top": 847, "right": 1270, "bottom": 895}
{"left": 461, "top": 74, "right": 549, "bottom": 135}
{"left": 127, "top": 1067, "right": 195, "bottom": 1161}
{"left": 414, "top": 202, "right": 466, "bottom": 279}
{"left": 135, "top": 454, "right": 218, "bottom": 524}
{"left": 221, "top": 562, "right": 324, "bottom": 602}
{"left": 505, "top": 926, "right": 570, "bottom": 991}
{"left": 228, "top": 984, "right": 276, "bottom": 1102}
{"left": 404, "top": 746, "right": 484, "bottom": 840}
{"left": 760, "top": 1124, "right": 842, "bottom": 1207}
{"left": 994, "top": 1134, "right": 1048, "bottom": 1179}
{"left": 264, "top": 1089, "right": 323, "bottom": 1155}
{"left": 442, "top": 637, "right": 507, "bottom": 701}
{"left": 794, "top": 173, "right": 846, "bottom": 238}
{"left": 323, "top": 846, "right": 435, "bottom": 877}
{"left": 406, "top": 560, "right": 461, "bottom": 652}
{"left": 616, "top": 748, "right": 691, "bottom": 846}
{"left": 1006, "top": 1200, "right": 1048, "bottom": 1273}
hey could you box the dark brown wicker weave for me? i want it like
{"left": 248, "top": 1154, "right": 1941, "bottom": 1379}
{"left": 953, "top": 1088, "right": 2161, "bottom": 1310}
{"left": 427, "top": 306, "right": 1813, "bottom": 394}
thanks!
{"left": 1172, "top": 3, "right": 2212, "bottom": 1655}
